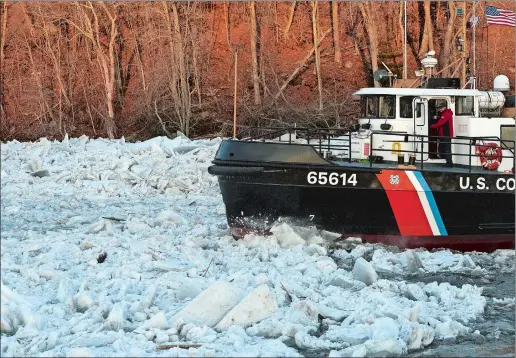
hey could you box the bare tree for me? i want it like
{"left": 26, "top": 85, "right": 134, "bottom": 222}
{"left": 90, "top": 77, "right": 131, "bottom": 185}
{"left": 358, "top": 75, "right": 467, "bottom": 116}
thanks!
{"left": 311, "top": 1, "right": 323, "bottom": 110}
{"left": 331, "top": 1, "right": 341, "bottom": 65}
{"left": 1, "top": 0, "right": 8, "bottom": 117}
{"left": 161, "top": 1, "right": 195, "bottom": 136}
{"left": 359, "top": 3, "right": 380, "bottom": 87}
{"left": 440, "top": 1, "right": 457, "bottom": 77}
{"left": 419, "top": 1, "right": 435, "bottom": 55}
{"left": 224, "top": 2, "right": 231, "bottom": 51}
{"left": 250, "top": 0, "right": 261, "bottom": 105}
{"left": 71, "top": 1, "right": 118, "bottom": 139}
{"left": 284, "top": 0, "right": 296, "bottom": 37}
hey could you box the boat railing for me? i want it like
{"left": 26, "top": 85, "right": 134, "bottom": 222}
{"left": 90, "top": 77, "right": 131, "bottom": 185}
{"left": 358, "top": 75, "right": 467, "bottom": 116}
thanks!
{"left": 369, "top": 132, "right": 515, "bottom": 173}
{"left": 236, "top": 126, "right": 515, "bottom": 173}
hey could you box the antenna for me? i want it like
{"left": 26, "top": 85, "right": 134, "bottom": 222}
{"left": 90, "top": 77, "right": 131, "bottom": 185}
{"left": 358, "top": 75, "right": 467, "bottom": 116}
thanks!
{"left": 381, "top": 62, "right": 393, "bottom": 74}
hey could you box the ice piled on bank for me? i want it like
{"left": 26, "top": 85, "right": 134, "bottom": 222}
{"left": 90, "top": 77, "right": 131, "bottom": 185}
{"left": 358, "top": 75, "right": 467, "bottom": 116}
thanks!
{"left": 0, "top": 134, "right": 509, "bottom": 357}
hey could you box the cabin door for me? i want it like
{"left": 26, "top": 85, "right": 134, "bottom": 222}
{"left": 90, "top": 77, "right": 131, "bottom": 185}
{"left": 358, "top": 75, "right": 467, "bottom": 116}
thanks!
{"left": 413, "top": 98, "right": 429, "bottom": 161}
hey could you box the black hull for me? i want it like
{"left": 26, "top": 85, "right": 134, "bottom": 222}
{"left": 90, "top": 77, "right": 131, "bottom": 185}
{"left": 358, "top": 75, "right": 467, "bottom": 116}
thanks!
{"left": 210, "top": 140, "right": 515, "bottom": 252}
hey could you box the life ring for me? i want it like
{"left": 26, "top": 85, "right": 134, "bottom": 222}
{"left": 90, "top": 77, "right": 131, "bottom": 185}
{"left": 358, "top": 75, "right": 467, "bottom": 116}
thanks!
{"left": 476, "top": 142, "right": 503, "bottom": 171}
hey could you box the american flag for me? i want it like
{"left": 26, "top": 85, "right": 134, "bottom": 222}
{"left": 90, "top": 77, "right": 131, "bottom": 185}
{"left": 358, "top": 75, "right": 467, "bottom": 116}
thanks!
{"left": 485, "top": 5, "right": 515, "bottom": 27}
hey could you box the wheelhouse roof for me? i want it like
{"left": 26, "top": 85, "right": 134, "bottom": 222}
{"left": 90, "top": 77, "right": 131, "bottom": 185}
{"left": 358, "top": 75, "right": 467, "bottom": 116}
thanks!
{"left": 353, "top": 87, "right": 483, "bottom": 97}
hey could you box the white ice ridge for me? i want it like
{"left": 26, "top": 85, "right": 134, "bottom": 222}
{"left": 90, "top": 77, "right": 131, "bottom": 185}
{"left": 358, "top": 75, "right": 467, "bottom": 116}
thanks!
{"left": 0, "top": 134, "right": 506, "bottom": 357}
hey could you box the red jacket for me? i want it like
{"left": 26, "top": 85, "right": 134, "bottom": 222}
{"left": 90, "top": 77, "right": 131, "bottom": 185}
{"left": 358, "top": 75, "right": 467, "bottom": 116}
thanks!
{"left": 430, "top": 108, "right": 454, "bottom": 138}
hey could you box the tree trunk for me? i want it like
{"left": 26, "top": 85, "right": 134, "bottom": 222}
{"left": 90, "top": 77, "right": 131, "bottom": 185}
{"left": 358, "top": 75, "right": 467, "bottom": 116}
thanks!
{"left": 360, "top": 3, "right": 379, "bottom": 87}
{"left": 100, "top": 3, "right": 117, "bottom": 139}
{"left": 440, "top": 1, "right": 456, "bottom": 76}
{"left": 224, "top": 2, "right": 231, "bottom": 50}
{"left": 419, "top": 0, "right": 434, "bottom": 55}
{"left": 171, "top": 1, "right": 191, "bottom": 136}
{"left": 331, "top": 1, "right": 341, "bottom": 65}
{"left": 310, "top": 1, "right": 323, "bottom": 110}
{"left": 284, "top": 1, "right": 296, "bottom": 36}
{"left": 0, "top": 1, "right": 7, "bottom": 70}
{"left": 0, "top": 1, "right": 8, "bottom": 116}
{"left": 250, "top": 0, "right": 261, "bottom": 105}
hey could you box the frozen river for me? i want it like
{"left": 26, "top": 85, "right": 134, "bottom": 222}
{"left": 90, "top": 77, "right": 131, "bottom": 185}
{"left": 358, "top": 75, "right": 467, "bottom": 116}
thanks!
{"left": 1, "top": 135, "right": 514, "bottom": 357}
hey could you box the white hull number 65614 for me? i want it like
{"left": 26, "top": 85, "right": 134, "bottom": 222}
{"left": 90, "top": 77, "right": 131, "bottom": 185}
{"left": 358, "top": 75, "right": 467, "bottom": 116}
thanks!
{"left": 307, "top": 172, "right": 357, "bottom": 186}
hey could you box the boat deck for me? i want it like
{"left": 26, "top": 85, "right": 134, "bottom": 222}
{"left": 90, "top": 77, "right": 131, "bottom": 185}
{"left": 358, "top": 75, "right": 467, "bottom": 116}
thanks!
{"left": 332, "top": 160, "right": 498, "bottom": 174}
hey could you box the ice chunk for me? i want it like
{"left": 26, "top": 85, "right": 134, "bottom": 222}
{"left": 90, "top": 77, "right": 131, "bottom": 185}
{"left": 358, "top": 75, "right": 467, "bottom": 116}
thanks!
{"left": 406, "top": 250, "right": 423, "bottom": 273}
{"left": 330, "top": 339, "right": 407, "bottom": 357}
{"left": 270, "top": 223, "right": 305, "bottom": 248}
{"left": 316, "top": 304, "right": 347, "bottom": 322}
{"left": 153, "top": 260, "right": 193, "bottom": 272}
{"left": 370, "top": 317, "right": 399, "bottom": 340}
{"left": 405, "top": 284, "right": 428, "bottom": 302}
{"left": 304, "top": 243, "right": 327, "bottom": 256}
{"left": 328, "top": 274, "right": 358, "bottom": 290}
{"left": 126, "top": 220, "right": 151, "bottom": 235}
{"left": 215, "top": 284, "right": 278, "bottom": 331}
{"left": 156, "top": 210, "right": 187, "bottom": 226}
{"left": 106, "top": 302, "right": 126, "bottom": 331}
{"left": 246, "top": 318, "right": 284, "bottom": 338}
{"left": 294, "top": 331, "right": 348, "bottom": 350}
{"left": 460, "top": 255, "right": 476, "bottom": 269}
{"left": 1, "top": 314, "right": 13, "bottom": 334}
{"left": 74, "top": 292, "right": 94, "bottom": 313}
{"left": 435, "top": 320, "right": 469, "bottom": 339}
{"left": 176, "top": 280, "right": 205, "bottom": 301}
{"left": 66, "top": 348, "right": 93, "bottom": 357}
{"left": 316, "top": 258, "right": 338, "bottom": 272}
{"left": 142, "top": 311, "right": 168, "bottom": 330}
{"left": 285, "top": 300, "right": 319, "bottom": 326}
{"left": 352, "top": 257, "right": 378, "bottom": 286}
{"left": 88, "top": 220, "right": 113, "bottom": 234}
{"left": 321, "top": 230, "right": 343, "bottom": 243}
{"left": 400, "top": 323, "right": 435, "bottom": 350}
{"left": 130, "top": 165, "right": 152, "bottom": 179}
{"left": 406, "top": 304, "right": 421, "bottom": 322}
{"left": 172, "top": 145, "right": 200, "bottom": 154}
{"left": 26, "top": 158, "right": 43, "bottom": 172}
{"left": 323, "top": 325, "right": 370, "bottom": 346}
{"left": 142, "top": 285, "right": 156, "bottom": 309}
{"left": 172, "top": 281, "right": 245, "bottom": 327}
{"left": 155, "top": 330, "right": 169, "bottom": 344}
{"left": 350, "top": 245, "right": 374, "bottom": 260}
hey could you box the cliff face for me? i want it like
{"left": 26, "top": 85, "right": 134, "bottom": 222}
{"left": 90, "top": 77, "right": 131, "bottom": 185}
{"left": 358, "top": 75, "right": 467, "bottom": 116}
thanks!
{"left": 1, "top": 1, "right": 514, "bottom": 141}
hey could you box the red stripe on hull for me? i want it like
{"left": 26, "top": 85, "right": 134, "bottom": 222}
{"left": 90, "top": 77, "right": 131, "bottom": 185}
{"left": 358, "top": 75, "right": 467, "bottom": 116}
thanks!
{"left": 376, "top": 170, "right": 433, "bottom": 236}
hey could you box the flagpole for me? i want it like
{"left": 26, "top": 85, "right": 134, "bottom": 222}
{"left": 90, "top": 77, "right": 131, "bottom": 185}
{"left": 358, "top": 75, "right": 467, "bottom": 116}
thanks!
{"left": 403, "top": 0, "right": 407, "bottom": 79}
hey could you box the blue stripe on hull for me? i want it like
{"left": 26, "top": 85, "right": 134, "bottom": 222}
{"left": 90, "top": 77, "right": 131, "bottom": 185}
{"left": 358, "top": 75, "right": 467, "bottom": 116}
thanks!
{"left": 413, "top": 171, "right": 448, "bottom": 236}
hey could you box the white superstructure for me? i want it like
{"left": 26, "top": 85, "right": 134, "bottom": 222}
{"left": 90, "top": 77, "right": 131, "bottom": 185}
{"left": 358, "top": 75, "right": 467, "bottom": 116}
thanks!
{"left": 342, "top": 51, "right": 515, "bottom": 173}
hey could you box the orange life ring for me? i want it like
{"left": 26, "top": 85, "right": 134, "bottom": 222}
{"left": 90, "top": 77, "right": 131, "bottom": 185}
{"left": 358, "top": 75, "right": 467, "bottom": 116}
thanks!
{"left": 476, "top": 142, "right": 503, "bottom": 171}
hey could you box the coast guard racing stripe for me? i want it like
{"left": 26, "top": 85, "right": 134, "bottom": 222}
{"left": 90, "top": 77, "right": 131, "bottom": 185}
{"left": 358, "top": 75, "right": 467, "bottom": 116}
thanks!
{"left": 376, "top": 170, "right": 448, "bottom": 236}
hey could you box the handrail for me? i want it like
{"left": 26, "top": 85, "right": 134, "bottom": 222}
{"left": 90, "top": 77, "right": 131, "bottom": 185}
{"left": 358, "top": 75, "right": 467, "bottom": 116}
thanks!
{"left": 234, "top": 126, "right": 515, "bottom": 172}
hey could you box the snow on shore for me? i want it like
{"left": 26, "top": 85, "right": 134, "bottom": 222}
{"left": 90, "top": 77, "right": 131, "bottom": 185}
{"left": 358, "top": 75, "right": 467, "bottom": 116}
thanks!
{"left": 0, "top": 135, "right": 511, "bottom": 357}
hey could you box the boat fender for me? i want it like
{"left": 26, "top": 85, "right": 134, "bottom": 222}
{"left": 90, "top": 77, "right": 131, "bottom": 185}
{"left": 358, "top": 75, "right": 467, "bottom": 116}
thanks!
{"left": 207, "top": 165, "right": 265, "bottom": 176}
{"left": 475, "top": 142, "right": 503, "bottom": 171}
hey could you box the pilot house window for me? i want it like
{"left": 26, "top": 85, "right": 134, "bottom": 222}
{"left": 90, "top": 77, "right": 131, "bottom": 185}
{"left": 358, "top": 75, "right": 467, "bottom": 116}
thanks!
{"left": 455, "top": 96, "right": 474, "bottom": 115}
{"left": 360, "top": 96, "right": 395, "bottom": 118}
{"left": 400, "top": 96, "right": 415, "bottom": 118}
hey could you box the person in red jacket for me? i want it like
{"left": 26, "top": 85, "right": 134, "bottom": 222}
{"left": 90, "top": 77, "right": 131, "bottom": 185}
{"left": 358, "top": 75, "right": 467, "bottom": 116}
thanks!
{"left": 430, "top": 105, "right": 454, "bottom": 167}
